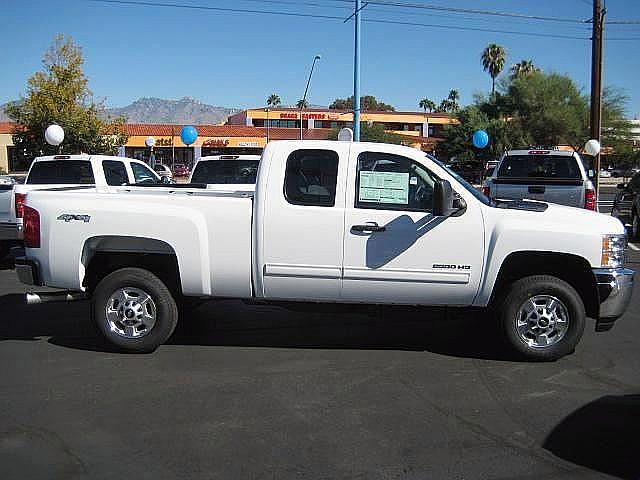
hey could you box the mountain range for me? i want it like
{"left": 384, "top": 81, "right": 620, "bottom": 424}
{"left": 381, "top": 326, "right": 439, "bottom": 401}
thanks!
{"left": 0, "top": 97, "right": 242, "bottom": 125}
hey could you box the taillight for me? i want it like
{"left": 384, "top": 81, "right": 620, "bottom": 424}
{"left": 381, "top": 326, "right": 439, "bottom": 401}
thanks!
{"left": 585, "top": 186, "right": 597, "bottom": 211}
{"left": 482, "top": 185, "right": 490, "bottom": 197}
{"left": 15, "top": 193, "right": 26, "bottom": 218}
{"left": 23, "top": 205, "right": 40, "bottom": 248}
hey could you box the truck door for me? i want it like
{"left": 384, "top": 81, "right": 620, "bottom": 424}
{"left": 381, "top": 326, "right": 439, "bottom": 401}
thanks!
{"left": 258, "top": 146, "right": 349, "bottom": 301}
{"left": 342, "top": 147, "right": 485, "bottom": 305}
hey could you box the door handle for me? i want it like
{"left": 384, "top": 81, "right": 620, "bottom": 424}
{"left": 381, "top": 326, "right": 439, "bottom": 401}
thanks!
{"left": 351, "top": 222, "right": 386, "bottom": 232}
{"left": 528, "top": 186, "right": 545, "bottom": 194}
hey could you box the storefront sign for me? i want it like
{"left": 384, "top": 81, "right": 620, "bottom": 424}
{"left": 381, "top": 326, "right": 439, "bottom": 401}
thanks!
{"left": 203, "top": 139, "right": 230, "bottom": 147}
{"left": 279, "top": 112, "right": 341, "bottom": 120}
{"left": 154, "top": 137, "right": 173, "bottom": 147}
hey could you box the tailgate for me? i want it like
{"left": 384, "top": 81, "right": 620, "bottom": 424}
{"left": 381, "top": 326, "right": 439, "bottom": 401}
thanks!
{"left": 493, "top": 178, "right": 584, "bottom": 207}
{"left": 0, "top": 184, "right": 14, "bottom": 224}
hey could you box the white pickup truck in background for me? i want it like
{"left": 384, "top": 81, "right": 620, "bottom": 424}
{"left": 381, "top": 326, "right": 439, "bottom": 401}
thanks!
{"left": 0, "top": 154, "right": 164, "bottom": 258}
{"left": 16, "top": 140, "right": 634, "bottom": 360}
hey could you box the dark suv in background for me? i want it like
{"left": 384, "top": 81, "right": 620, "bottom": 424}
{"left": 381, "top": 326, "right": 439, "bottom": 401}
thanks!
{"left": 612, "top": 172, "right": 640, "bottom": 238}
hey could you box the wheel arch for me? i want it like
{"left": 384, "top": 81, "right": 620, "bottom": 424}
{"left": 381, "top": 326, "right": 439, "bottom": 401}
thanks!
{"left": 81, "top": 236, "right": 181, "bottom": 295}
{"left": 490, "top": 251, "right": 599, "bottom": 319}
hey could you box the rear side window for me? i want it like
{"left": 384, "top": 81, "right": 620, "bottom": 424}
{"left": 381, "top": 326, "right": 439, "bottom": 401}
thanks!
{"left": 498, "top": 155, "right": 581, "bottom": 179}
{"left": 191, "top": 160, "right": 259, "bottom": 184}
{"left": 27, "top": 160, "right": 94, "bottom": 184}
{"left": 103, "top": 160, "right": 128, "bottom": 186}
{"left": 284, "top": 149, "right": 339, "bottom": 207}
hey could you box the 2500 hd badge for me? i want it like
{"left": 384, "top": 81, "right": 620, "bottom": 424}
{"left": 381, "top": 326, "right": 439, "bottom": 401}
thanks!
{"left": 432, "top": 264, "right": 471, "bottom": 270}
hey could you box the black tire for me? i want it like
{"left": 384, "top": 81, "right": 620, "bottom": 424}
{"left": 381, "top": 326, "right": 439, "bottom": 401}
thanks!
{"left": 92, "top": 267, "right": 178, "bottom": 353}
{"left": 497, "top": 275, "right": 585, "bottom": 362}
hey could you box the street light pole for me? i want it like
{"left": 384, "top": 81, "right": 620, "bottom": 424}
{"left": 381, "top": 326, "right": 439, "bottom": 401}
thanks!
{"left": 300, "top": 54, "right": 321, "bottom": 140}
{"left": 353, "top": 0, "right": 362, "bottom": 141}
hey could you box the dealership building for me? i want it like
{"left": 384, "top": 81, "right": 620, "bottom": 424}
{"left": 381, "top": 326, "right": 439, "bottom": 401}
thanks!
{"left": 0, "top": 108, "right": 455, "bottom": 173}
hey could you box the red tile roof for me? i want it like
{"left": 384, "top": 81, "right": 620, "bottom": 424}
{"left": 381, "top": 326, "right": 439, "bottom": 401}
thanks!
{"left": 0, "top": 122, "right": 17, "bottom": 134}
{"left": 123, "top": 124, "right": 265, "bottom": 137}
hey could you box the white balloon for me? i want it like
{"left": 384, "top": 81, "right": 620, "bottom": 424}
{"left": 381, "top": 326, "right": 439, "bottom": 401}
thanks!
{"left": 145, "top": 136, "right": 155, "bottom": 147}
{"left": 584, "top": 139, "right": 601, "bottom": 156}
{"left": 44, "top": 124, "right": 64, "bottom": 146}
{"left": 337, "top": 127, "right": 353, "bottom": 142}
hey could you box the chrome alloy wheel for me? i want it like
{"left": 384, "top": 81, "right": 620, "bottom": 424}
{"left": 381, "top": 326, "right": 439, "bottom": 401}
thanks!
{"left": 105, "top": 287, "right": 157, "bottom": 339}
{"left": 515, "top": 295, "right": 569, "bottom": 349}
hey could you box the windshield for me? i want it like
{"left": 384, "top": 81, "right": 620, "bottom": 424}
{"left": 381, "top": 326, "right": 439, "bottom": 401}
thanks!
{"left": 428, "top": 155, "right": 491, "bottom": 206}
{"left": 191, "top": 160, "right": 259, "bottom": 184}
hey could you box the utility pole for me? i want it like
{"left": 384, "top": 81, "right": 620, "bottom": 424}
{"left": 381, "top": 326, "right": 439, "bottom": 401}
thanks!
{"left": 590, "top": 0, "right": 605, "bottom": 197}
{"left": 353, "top": 0, "right": 361, "bottom": 141}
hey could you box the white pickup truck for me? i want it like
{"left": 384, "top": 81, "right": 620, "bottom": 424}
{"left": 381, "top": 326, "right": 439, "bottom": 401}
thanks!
{"left": 0, "top": 154, "right": 165, "bottom": 258}
{"left": 16, "top": 141, "right": 634, "bottom": 360}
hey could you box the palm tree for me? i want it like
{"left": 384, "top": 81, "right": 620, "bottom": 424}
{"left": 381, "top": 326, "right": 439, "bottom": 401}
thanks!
{"left": 447, "top": 89, "right": 460, "bottom": 112}
{"left": 509, "top": 60, "right": 538, "bottom": 80}
{"left": 296, "top": 98, "right": 309, "bottom": 109}
{"left": 481, "top": 43, "right": 506, "bottom": 96}
{"left": 267, "top": 94, "right": 281, "bottom": 108}
{"left": 419, "top": 98, "right": 436, "bottom": 113}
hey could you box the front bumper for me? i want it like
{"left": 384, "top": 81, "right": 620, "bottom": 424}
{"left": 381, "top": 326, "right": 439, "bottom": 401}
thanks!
{"left": 14, "top": 256, "right": 42, "bottom": 286}
{"left": 593, "top": 267, "right": 635, "bottom": 331}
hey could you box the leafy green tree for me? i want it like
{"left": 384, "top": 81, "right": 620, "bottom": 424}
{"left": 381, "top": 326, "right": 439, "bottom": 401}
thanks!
{"left": 481, "top": 43, "right": 506, "bottom": 96}
{"left": 504, "top": 72, "right": 589, "bottom": 148}
{"left": 267, "top": 94, "right": 281, "bottom": 107}
{"left": 328, "top": 123, "right": 404, "bottom": 144}
{"left": 329, "top": 95, "right": 395, "bottom": 111}
{"left": 419, "top": 98, "right": 436, "bottom": 113}
{"left": 4, "top": 35, "right": 127, "bottom": 161}
{"left": 296, "top": 98, "right": 309, "bottom": 108}
{"left": 509, "top": 60, "right": 538, "bottom": 80}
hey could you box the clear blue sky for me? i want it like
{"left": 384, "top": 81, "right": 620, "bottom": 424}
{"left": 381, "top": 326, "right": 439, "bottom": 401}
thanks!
{"left": 2, "top": 0, "right": 640, "bottom": 116}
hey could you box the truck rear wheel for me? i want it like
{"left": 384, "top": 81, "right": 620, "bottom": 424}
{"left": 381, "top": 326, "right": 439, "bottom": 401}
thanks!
{"left": 497, "top": 275, "right": 585, "bottom": 361}
{"left": 92, "top": 267, "right": 178, "bottom": 353}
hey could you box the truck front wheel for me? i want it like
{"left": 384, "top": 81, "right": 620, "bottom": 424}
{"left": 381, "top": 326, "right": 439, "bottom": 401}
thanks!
{"left": 92, "top": 267, "right": 178, "bottom": 353}
{"left": 498, "top": 275, "right": 585, "bottom": 361}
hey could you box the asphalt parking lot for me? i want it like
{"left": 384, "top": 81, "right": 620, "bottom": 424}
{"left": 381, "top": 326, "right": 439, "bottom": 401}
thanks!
{"left": 1, "top": 248, "right": 639, "bottom": 480}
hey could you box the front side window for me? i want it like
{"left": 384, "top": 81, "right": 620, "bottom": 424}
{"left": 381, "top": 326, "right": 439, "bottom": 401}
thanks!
{"left": 131, "top": 163, "right": 158, "bottom": 183}
{"left": 27, "top": 160, "right": 94, "bottom": 184}
{"left": 102, "top": 160, "right": 128, "bottom": 186}
{"left": 284, "top": 149, "right": 339, "bottom": 207}
{"left": 356, "top": 152, "right": 437, "bottom": 212}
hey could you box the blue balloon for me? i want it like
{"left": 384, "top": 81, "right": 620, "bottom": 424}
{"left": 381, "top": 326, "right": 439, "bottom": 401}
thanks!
{"left": 472, "top": 129, "right": 489, "bottom": 149}
{"left": 180, "top": 125, "right": 198, "bottom": 146}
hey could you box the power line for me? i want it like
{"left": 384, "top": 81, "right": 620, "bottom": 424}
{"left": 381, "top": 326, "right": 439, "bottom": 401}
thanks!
{"left": 327, "top": 0, "right": 587, "bottom": 24}
{"left": 90, "top": 0, "right": 593, "bottom": 40}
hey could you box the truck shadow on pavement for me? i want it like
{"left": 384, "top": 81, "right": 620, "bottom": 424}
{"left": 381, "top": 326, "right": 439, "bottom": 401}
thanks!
{"left": 0, "top": 294, "right": 513, "bottom": 360}
{"left": 544, "top": 394, "right": 640, "bottom": 480}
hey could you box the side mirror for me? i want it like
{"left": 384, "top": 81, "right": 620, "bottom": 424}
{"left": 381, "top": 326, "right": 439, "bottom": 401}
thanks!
{"left": 617, "top": 182, "right": 627, "bottom": 190}
{"left": 433, "top": 179, "right": 456, "bottom": 216}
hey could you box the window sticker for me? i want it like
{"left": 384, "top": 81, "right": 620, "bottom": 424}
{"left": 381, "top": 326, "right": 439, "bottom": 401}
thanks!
{"left": 359, "top": 171, "right": 409, "bottom": 205}
{"left": 409, "top": 176, "right": 418, "bottom": 185}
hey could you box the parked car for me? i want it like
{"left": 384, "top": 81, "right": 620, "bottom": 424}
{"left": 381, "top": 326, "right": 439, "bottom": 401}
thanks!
{"left": 483, "top": 160, "right": 499, "bottom": 180}
{"left": 599, "top": 169, "right": 612, "bottom": 178}
{"left": 189, "top": 155, "right": 260, "bottom": 190}
{"left": 172, "top": 163, "right": 190, "bottom": 177}
{"left": 612, "top": 172, "right": 640, "bottom": 237}
{"left": 0, "top": 155, "right": 164, "bottom": 259}
{"left": 153, "top": 163, "right": 173, "bottom": 179}
{"left": 17, "top": 140, "right": 633, "bottom": 361}
{"left": 483, "top": 148, "right": 596, "bottom": 210}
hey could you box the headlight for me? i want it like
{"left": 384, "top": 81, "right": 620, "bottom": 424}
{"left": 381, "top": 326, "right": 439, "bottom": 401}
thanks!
{"left": 602, "top": 234, "right": 626, "bottom": 268}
